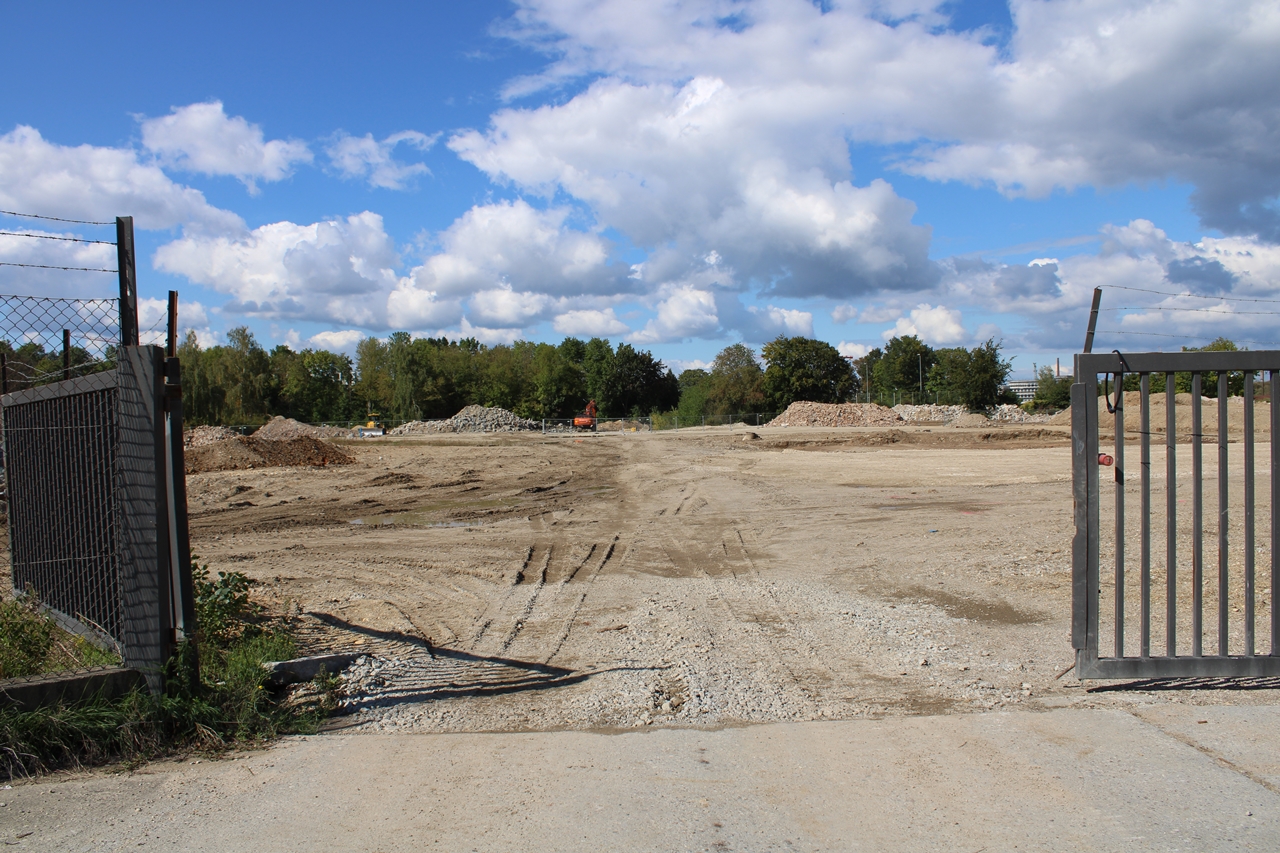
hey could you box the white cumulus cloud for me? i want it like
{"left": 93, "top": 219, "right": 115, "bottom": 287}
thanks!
{"left": 326, "top": 130, "right": 438, "bottom": 190}
{"left": 553, "top": 308, "right": 630, "bottom": 336}
{"left": 140, "top": 102, "right": 312, "bottom": 193}
{"left": 884, "top": 304, "right": 967, "bottom": 345}
{"left": 0, "top": 125, "right": 243, "bottom": 233}
{"left": 153, "top": 211, "right": 401, "bottom": 327}
{"left": 309, "top": 329, "right": 365, "bottom": 351}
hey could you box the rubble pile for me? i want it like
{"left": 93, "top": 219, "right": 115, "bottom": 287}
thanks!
{"left": 893, "top": 404, "right": 969, "bottom": 424}
{"left": 184, "top": 425, "right": 240, "bottom": 448}
{"left": 765, "top": 402, "right": 902, "bottom": 428}
{"left": 989, "top": 404, "right": 1055, "bottom": 424}
{"left": 388, "top": 405, "right": 540, "bottom": 435}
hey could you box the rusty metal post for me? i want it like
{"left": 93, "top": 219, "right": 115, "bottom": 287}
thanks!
{"left": 63, "top": 329, "right": 71, "bottom": 380}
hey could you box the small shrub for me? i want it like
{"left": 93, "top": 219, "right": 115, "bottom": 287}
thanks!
{"left": 1, "top": 558, "right": 332, "bottom": 779}
{"left": 0, "top": 593, "right": 118, "bottom": 679}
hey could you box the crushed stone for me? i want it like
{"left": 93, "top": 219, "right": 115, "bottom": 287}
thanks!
{"left": 388, "top": 405, "right": 541, "bottom": 435}
{"left": 765, "top": 402, "right": 901, "bottom": 428}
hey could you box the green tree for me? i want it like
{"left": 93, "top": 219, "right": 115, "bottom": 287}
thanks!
{"left": 1033, "top": 365, "right": 1073, "bottom": 410}
{"left": 677, "top": 368, "right": 712, "bottom": 425}
{"left": 761, "top": 336, "right": 855, "bottom": 409}
{"left": 926, "top": 339, "right": 1012, "bottom": 411}
{"left": 707, "top": 343, "right": 765, "bottom": 415}
{"left": 872, "top": 335, "right": 935, "bottom": 403}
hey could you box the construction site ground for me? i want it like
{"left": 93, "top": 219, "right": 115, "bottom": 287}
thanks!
{"left": 9, "top": 423, "right": 1280, "bottom": 850}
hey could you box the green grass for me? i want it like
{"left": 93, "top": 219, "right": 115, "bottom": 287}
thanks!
{"left": 0, "top": 563, "right": 336, "bottom": 779}
{"left": 0, "top": 594, "right": 119, "bottom": 679}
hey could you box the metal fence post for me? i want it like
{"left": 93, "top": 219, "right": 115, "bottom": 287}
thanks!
{"left": 62, "top": 328, "right": 71, "bottom": 380}
{"left": 116, "top": 217, "right": 138, "bottom": 347}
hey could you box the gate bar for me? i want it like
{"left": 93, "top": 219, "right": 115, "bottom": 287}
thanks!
{"left": 1140, "top": 373, "right": 1151, "bottom": 657}
{"left": 1244, "top": 372, "right": 1255, "bottom": 655}
{"left": 1272, "top": 369, "right": 1279, "bottom": 655}
{"left": 1166, "top": 373, "right": 1177, "bottom": 655}
{"left": 1218, "top": 373, "right": 1229, "bottom": 655}
{"left": 1115, "top": 379, "right": 1126, "bottom": 657}
{"left": 1192, "top": 373, "right": 1203, "bottom": 657}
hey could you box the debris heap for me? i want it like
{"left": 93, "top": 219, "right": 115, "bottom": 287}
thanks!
{"left": 388, "top": 405, "right": 540, "bottom": 435}
{"left": 765, "top": 402, "right": 902, "bottom": 428}
{"left": 184, "top": 425, "right": 240, "bottom": 448}
{"left": 254, "top": 416, "right": 354, "bottom": 440}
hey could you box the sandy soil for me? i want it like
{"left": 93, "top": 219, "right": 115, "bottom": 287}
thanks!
{"left": 184, "top": 423, "right": 1277, "bottom": 733}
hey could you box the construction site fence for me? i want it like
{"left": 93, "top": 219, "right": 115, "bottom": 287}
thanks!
{"left": 0, "top": 294, "right": 121, "bottom": 390}
{"left": 2, "top": 346, "right": 194, "bottom": 693}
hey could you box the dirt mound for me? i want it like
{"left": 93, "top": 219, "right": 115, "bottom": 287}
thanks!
{"left": 254, "top": 415, "right": 354, "bottom": 440}
{"left": 1049, "top": 393, "right": 1272, "bottom": 433}
{"left": 765, "top": 402, "right": 901, "bottom": 428}
{"left": 184, "top": 425, "right": 240, "bottom": 448}
{"left": 186, "top": 435, "right": 355, "bottom": 474}
{"left": 389, "top": 405, "right": 540, "bottom": 435}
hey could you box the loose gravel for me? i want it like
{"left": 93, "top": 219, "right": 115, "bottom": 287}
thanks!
{"left": 388, "top": 405, "right": 541, "bottom": 435}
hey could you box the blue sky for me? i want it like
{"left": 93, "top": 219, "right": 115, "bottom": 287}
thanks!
{"left": 2, "top": 0, "right": 1278, "bottom": 380}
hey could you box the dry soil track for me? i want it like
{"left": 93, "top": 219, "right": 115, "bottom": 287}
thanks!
{"left": 183, "top": 425, "right": 1277, "bottom": 733}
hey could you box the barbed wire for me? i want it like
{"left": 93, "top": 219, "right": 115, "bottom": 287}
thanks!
{"left": 1100, "top": 306, "right": 1280, "bottom": 316}
{"left": 0, "top": 261, "right": 117, "bottom": 273}
{"left": 1106, "top": 284, "right": 1280, "bottom": 305}
{"left": 1097, "top": 329, "right": 1280, "bottom": 347}
{"left": 0, "top": 210, "right": 114, "bottom": 226}
{"left": 0, "top": 230, "right": 116, "bottom": 245}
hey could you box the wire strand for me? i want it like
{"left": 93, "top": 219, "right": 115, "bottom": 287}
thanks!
{"left": 1097, "top": 329, "right": 1280, "bottom": 347}
{"left": 0, "top": 230, "right": 116, "bottom": 246}
{"left": 1100, "top": 306, "right": 1280, "bottom": 316}
{"left": 1106, "top": 284, "right": 1280, "bottom": 305}
{"left": 0, "top": 210, "right": 114, "bottom": 226}
{"left": 0, "top": 262, "right": 116, "bottom": 273}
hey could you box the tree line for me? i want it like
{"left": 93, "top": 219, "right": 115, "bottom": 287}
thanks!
{"left": 171, "top": 328, "right": 1021, "bottom": 427}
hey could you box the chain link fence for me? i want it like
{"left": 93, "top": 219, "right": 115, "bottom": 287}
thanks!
{"left": 0, "top": 294, "right": 120, "bottom": 391}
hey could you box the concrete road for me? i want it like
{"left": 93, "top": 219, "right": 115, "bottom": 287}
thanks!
{"left": 4, "top": 704, "right": 1279, "bottom": 852}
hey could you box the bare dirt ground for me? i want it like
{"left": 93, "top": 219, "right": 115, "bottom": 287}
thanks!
{"left": 184, "top": 423, "right": 1277, "bottom": 735}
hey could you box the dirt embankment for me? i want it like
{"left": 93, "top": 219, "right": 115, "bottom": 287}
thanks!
{"left": 185, "top": 435, "right": 354, "bottom": 474}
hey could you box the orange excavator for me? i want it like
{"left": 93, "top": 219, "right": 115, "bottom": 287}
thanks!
{"left": 573, "top": 399, "right": 598, "bottom": 431}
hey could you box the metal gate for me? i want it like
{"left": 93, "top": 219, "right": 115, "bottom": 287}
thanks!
{"left": 1072, "top": 350, "right": 1280, "bottom": 678}
{"left": 2, "top": 346, "right": 193, "bottom": 689}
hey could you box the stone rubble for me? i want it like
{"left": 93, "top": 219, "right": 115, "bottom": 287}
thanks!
{"left": 765, "top": 402, "right": 902, "bottom": 428}
{"left": 388, "top": 405, "right": 541, "bottom": 435}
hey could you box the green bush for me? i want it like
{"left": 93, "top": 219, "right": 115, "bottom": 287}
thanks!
{"left": 1, "top": 560, "right": 334, "bottom": 779}
{"left": 0, "top": 593, "right": 118, "bottom": 679}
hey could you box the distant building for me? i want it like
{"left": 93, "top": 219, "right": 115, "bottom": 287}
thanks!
{"left": 1003, "top": 380, "right": 1040, "bottom": 403}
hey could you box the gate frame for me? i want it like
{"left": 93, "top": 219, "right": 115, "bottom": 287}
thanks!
{"left": 1072, "top": 350, "right": 1280, "bottom": 678}
{"left": 3, "top": 345, "right": 193, "bottom": 691}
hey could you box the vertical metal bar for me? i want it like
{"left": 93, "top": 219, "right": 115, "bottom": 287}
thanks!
{"left": 62, "top": 329, "right": 71, "bottom": 380}
{"left": 1140, "top": 373, "right": 1151, "bottom": 657}
{"left": 1, "top": 352, "right": 7, "bottom": 395}
{"left": 1192, "top": 373, "right": 1203, "bottom": 657}
{"left": 1218, "top": 372, "right": 1229, "bottom": 656}
{"left": 1166, "top": 373, "right": 1177, "bottom": 656}
{"left": 1244, "top": 372, "right": 1255, "bottom": 655}
{"left": 166, "top": 291, "right": 178, "bottom": 358}
{"left": 116, "top": 216, "right": 139, "bottom": 347}
{"left": 1083, "top": 287, "right": 1102, "bottom": 353}
{"left": 1272, "top": 369, "right": 1279, "bottom": 656}
{"left": 1087, "top": 368, "right": 1102, "bottom": 668}
{"left": 1114, "top": 375, "right": 1126, "bottom": 657}
{"left": 1071, "top": 374, "right": 1090, "bottom": 658}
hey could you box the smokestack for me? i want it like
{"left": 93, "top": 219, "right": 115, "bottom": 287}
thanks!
{"left": 1056, "top": 357, "right": 1060, "bottom": 378}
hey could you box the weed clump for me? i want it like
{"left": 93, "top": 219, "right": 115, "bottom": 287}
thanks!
{"left": 0, "top": 561, "right": 336, "bottom": 779}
